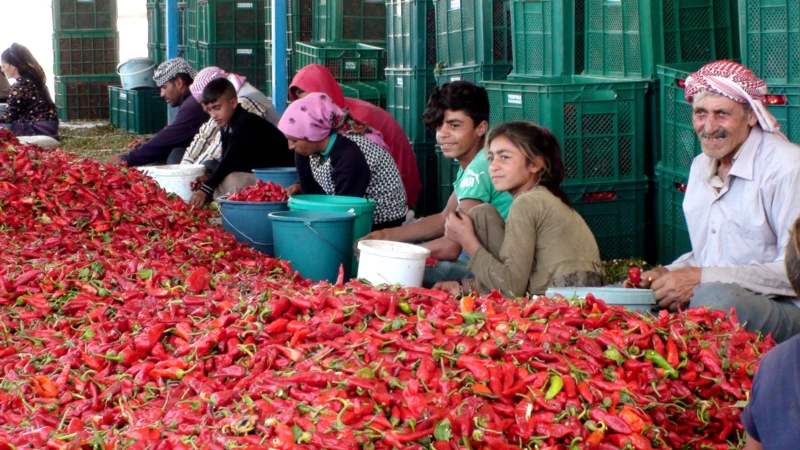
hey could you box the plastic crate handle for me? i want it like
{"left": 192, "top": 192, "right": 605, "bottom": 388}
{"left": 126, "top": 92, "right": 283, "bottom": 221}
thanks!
{"left": 581, "top": 191, "right": 618, "bottom": 202}
{"left": 578, "top": 88, "right": 618, "bottom": 102}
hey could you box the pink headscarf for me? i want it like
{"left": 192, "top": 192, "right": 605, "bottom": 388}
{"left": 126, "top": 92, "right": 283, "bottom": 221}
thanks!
{"left": 684, "top": 60, "right": 784, "bottom": 137}
{"left": 278, "top": 92, "right": 389, "bottom": 150}
{"left": 190, "top": 66, "right": 248, "bottom": 102}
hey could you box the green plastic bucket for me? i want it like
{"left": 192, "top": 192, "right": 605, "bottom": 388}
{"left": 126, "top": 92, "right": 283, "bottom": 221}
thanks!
{"left": 269, "top": 211, "right": 357, "bottom": 283}
{"left": 217, "top": 196, "right": 289, "bottom": 255}
{"left": 288, "top": 195, "right": 376, "bottom": 275}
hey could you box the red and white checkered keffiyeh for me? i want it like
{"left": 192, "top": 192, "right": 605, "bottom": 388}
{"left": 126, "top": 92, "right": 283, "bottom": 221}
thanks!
{"left": 684, "top": 60, "right": 783, "bottom": 136}
{"left": 190, "top": 67, "right": 248, "bottom": 102}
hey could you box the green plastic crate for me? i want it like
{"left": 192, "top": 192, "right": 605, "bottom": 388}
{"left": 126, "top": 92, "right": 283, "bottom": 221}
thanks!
{"left": 108, "top": 87, "right": 167, "bottom": 134}
{"left": 565, "top": 180, "right": 649, "bottom": 260}
{"left": 662, "top": 0, "right": 738, "bottom": 64}
{"left": 434, "top": 0, "right": 513, "bottom": 68}
{"left": 53, "top": 0, "right": 117, "bottom": 32}
{"left": 655, "top": 164, "right": 691, "bottom": 265}
{"left": 186, "top": 0, "right": 199, "bottom": 44}
{"left": 197, "top": 0, "right": 267, "bottom": 45}
{"left": 739, "top": 0, "right": 800, "bottom": 84}
{"left": 148, "top": 43, "right": 187, "bottom": 66}
{"left": 434, "top": 64, "right": 511, "bottom": 85}
{"left": 484, "top": 76, "right": 650, "bottom": 185}
{"left": 295, "top": 42, "right": 387, "bottom": 82}
{"left": 386, "top": 0, "right": 437, "bottom": 69}
{"left": 508, "top": 0, "right": 578, "bottom": 77}
{"left": 413, "top": 143, "right": 439, "bottom": 215}
{"left": 196, "top": 43, "right": 269, "bottom": 90}
{"left": 339, "top": 81, "right": 387, "bottom": 108}
{"left": 386, "top": 68, "right": 437, "bottom": 144}
{"left": 436, "top": 148, "right": 462, "bottom": 211}
{"left": 53, "top": 31, "right": 119, "bottom": 76}
{"left": 147, "top": 1, "right": 187, "bottom": 47}
{"left": 55, "top": 75, "right": 120, "bottom": 122}
{"left": 313, "top": 0, "right": 387, "bottom": 43}
{"left": 575, "top": 0, "right": 584, "bottom": 73}
{"left": 267, "top": 0, "right": 313, "bottom": 83}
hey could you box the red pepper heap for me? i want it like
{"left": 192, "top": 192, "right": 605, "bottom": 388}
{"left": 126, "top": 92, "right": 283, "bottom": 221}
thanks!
{"left": 228, "top": 180, "right": 289, "bottom": 202}
{"left": 0, "top": 128, "right": 777, "bottom": 449}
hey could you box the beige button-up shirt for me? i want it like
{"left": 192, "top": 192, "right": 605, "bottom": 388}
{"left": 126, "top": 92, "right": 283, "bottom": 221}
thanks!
{"left": 667, "top": 127, "right": 800, "bottom": 303}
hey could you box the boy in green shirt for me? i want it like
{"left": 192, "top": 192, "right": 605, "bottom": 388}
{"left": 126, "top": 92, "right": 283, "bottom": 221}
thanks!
{"left": 364, "top": 81, "right": 512, "bottom": 286}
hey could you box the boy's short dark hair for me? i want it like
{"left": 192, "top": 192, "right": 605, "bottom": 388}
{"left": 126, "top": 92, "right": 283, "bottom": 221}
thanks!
{"left": 422, "top": 81, "right": 490, "bottom": 132}
{"left": 786, "top": 217, "right": 800, "bottom": 295}
{"left": 201, "top": 78, "right": 237, "bottom": 105}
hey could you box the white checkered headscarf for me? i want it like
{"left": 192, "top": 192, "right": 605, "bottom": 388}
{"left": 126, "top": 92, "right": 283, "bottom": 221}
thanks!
{"left": 153, "top": 58, "right": 198, "bottom": 88}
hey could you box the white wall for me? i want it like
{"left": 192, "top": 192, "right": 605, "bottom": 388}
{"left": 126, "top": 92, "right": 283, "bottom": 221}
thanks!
{"left": 0, "top": 0, "right": 148, "bottom": 97}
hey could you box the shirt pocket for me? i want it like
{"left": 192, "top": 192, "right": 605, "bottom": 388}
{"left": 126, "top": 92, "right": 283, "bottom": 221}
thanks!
{"left": 724, "top": 218, "right": 772, "bottom": 264}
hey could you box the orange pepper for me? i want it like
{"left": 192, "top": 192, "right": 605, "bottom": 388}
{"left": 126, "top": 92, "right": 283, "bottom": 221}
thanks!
{"left": 29, "top": 375, "right": 58, "bottom": 398}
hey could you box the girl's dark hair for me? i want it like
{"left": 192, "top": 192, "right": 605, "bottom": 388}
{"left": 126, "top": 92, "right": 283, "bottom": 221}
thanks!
{"left": 486, "top": 121, "right": 572, "bottom": 208}
{"left": 1, "top": 43, "right": 52, "bottom": 103}
{"left": 786, "top": 217, "right": 800, "bottom": 296}
{"left": 422, "top": 81, "right": 490, "bottom": 132}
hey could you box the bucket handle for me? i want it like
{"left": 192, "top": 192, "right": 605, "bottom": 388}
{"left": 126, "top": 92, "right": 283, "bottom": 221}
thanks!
{"left": 217, "top": 205, "right": 273, "bottom": 246}
{"left": 304, "top": 221, "right": 351, "bottom": 258}
{"left": 116, "top": 62, "right": 157, "bottom": 78}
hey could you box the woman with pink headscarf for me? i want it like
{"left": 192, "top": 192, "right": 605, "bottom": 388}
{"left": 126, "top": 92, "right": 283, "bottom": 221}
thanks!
{"left": 278, "top": 93, "right": 408, "bottom": 230}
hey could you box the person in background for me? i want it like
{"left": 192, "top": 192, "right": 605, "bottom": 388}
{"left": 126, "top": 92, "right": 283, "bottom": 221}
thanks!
{"left": 433, "top": 121, "right": 603, "bottom": 298}
{"left": 0, "top": 43, "right": 58, "bottom": 137}
{"left": 363, "top": 81, "right": 513, "bottom": 287}
{"left": 639, "top": 61, "right": 800, "bottom": 343}
{"left": 109, "top": 58, "right": 208, "bottom": 167}
{"left": 189, "top": 79, "right": 292, "bottom": 207}
{"left": 182, "top": 66, "right": 281, "bottom": 170}
{"left": 0, "top": 66, "right": 10, "bottom": 102}
{"left": 277, "top": 92, "right": 408, "bottom": 230}
{"left": 741, "top": 216, "right": 800, "bottom": 450}
{"left": 289, "top": 64, "right": 421, "bottom": 210}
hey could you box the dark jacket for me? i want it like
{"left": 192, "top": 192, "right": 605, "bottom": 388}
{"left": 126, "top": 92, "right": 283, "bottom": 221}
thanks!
{"left": 122, "top": 91, "right": 209, "bottom": 167}
{"left": 296, "top": 134, "right": 370, "bottom": 197}
{"left": 200, "top": 104, "right": 293, "bottom": 195}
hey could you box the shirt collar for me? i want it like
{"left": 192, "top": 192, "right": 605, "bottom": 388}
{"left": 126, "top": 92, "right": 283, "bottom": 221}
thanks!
{"left": 707, "top": 126, "right": 761, "bottom": 187}
{"left": 320, "top": 133, "right": 338, "bottom": 162}
{"left": 223, "top": 104, "right": 245, "bottom": 131}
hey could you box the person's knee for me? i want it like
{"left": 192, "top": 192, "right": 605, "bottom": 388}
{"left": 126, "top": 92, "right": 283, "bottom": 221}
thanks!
{"left": 468, "top": 203, "right": 502, "bottom": 224}
{"left": 690, "top": 283, "right": 748, "bottom": 309}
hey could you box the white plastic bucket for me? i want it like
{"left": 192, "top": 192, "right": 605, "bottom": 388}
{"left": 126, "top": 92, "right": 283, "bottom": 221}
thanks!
{"left": 357, "top": 240, "right": 430, "bottom": 287}
{"left": 117, "top": 58, "right": 158, "bottom": 90}
{"left": 139, "top": 164, "right": 206, "bottom": 202}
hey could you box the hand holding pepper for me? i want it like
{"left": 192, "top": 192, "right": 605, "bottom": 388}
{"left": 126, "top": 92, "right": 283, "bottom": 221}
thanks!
{"left": 432, "top": 281, "right": 461, "bottom": 297}
{"left": 189, "top": 190, "right": 209, "bottom": 208}
{"left": 652, "top": 267, "right": 701, "bottom": 311}
{"left": 286, "top": 182, "right": 302, "bottom": 197}
{"left": 638, "top": 266, "right": 669, "bottom": 288}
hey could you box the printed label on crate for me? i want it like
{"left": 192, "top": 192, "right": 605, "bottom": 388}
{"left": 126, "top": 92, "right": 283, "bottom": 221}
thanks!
{"left": 507, "top": 94, "right": 522, "bottom": 105}
{"left": 345, "top": 61, "right": 357, "bottom": 70}
{"left": 450, "top": 0, "right": 461, "bottom": 10}
{"left": 77, "top": 0, "right": 94, "bottom": 3}
{"left": 450, "top": 76, "right": 461, "bottom": 82}
{"left": 237, "top": 48, "right": 254, "bottom": 55}
{"left": 237, "top": 3, "right": 255, "bottom": 9}
{"left": 119, "top": 93, "right": 128, "bottom": 100}
{"left": 396, "top": 77, "right": 404, "bottom": 87}
{"left": 395, "top": 3, "right": 402, "bottom": 17}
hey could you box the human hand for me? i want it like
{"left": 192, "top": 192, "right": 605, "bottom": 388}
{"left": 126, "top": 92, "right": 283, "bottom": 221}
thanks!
{"left": 652, "top": 267, "right": 701, "bottom": 311}
{"left": 361, "top": 229, "right": 393, "bottom": 242}
{"left": 107, "top": 154, "right": 125, "bottom": 165}
{"left": 444, "top": 211, "right": 476, "bottom": 248}
{"left": 189, "top": 190, "right": 209, "bottom": 208}
{"left": 128, "top": 138, "right": 149, "bottom": 149}
{"left": 639, "top": 266, "right": 670, "bottom": 288}
{"left": 432, "top": 281, "right": 461, "bottom": 297}
{"left": 286, "top": 183, "right": 302, "bottom": 196}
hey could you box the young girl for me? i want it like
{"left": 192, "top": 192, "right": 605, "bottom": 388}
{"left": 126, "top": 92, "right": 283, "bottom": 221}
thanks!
{"left": 0, "top": 43, "right": 58, "bottom": 137}
{"left": 434, "top": 121, "right": 604, "bottom": 298}
{"left": 278, "top": 93, "right": 408, "bottom": 230}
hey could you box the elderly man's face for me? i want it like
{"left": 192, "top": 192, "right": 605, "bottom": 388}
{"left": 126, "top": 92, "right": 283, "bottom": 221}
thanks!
{"left": 692, "top": 93, "right": 759, "bottom": 160}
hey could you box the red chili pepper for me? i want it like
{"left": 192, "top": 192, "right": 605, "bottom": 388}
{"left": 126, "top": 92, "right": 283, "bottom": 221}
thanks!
{"left": 589, "top": 408, "right": 632, "bottom": 434}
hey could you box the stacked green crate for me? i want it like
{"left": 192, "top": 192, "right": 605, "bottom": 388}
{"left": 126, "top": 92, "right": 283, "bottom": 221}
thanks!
{"left": 313, "top": 0, "right": 387, "bottom": 44}
{"left": 108, "top": 87, "right": 168, "bottom": 134}
{"left": 655, "top": 163, "right": 691, "bottom": 265}
{"left": 53, "top": 0, "right": 119, "bottom": 122}
{"left": 295, "top": 42, "right": 386, "bottom": 82}
{"left": 433, "top": 0, "right": 513, "bottom": 85}
{"left": 147, "top": 1, "right": 188, "bottom": 65}
{"left": 507, "top": 0, "right": 578, "bottom": 78}
{"left": 265, "top": 0, "right": 315, "bottom": 94}
{"left": 738, "top": 0, "right": 800, "bottom": 84}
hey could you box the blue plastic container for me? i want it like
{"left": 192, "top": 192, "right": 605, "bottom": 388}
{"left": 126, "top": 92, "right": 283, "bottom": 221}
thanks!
{"left": 253, "top": 167, "right": 299, "bottom": 188}
{"left": 217, "top": 197, "right": 289, "bottom": 255}
{"left": 117, "top": 58, "right": 157, "bottom": 90}
{"left": 269, "top": 210, "right": 357, "bottom": 282}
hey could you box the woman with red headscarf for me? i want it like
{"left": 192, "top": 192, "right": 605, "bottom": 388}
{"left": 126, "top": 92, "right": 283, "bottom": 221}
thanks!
{"left": 290, "top": 64, "right": 421, "bottom": 209}
{"left": 278, "top": 92, "right": 408, "bottom": 230}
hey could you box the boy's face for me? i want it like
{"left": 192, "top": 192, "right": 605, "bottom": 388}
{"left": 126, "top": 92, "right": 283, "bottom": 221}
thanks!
{"left": 204, "top": 95, "right": 238, "bottom": 127}
{"left": 435, "top": 110, "right": 488, "bottom": 159}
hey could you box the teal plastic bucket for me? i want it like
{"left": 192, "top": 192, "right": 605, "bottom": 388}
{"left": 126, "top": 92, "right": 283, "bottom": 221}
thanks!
{"left": 269, "top": 211, "right": 357, "bottom": 282}
{"left": 117, "top": 58, "right": 157, "bottom": 90}
{"left": 217, "top": 197, "right": 289, "bottom": 255}
{"left": 288, "top": 195, "right": 376, "bottom": 275}
{"left": 253, "top": 167, "right": 299, "bottom": 188}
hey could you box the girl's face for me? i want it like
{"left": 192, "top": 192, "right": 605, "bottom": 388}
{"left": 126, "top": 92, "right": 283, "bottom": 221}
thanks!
{"left": 487, "top": 134, "right": 542, "bottom": 196}
{"left": 0, "top": 61, "right": 19, "bottom": 79}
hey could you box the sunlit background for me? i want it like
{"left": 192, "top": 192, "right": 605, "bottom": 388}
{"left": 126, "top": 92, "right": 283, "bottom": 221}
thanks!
{"left": 0, "top": 0, "right": 147, "bottom": 97}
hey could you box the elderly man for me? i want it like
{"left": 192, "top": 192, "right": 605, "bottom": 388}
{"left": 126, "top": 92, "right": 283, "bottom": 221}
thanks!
{"left": 109, "top": 58, "right": 209, "bottom": 167}
{"left": 642, "top": 61, "right": 800, "bottom": 343}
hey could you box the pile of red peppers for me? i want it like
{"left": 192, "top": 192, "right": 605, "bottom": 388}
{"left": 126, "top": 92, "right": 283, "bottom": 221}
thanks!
{"left": 228, "top": 181, "right": 289, "bottom": 203}
{"left": 0, "top": 128, "right": 776, "bottom": 449}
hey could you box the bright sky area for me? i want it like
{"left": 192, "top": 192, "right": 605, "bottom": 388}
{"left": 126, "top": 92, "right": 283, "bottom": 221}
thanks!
{"left": 0, "top": 0, "right": 148, "bottom": 97}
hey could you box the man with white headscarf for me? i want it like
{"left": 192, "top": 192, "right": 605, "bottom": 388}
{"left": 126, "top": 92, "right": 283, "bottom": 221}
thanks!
{"left": 181, "top": 67, "right": 280, "bottom": 169}
{"left": 640, "top": 60, "right": 800, "bottom": 343}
